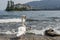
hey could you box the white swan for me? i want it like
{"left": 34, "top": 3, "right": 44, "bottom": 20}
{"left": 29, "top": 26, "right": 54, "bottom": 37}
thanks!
{"left": 16, "top": 15, "right": 26, "bottom": 37}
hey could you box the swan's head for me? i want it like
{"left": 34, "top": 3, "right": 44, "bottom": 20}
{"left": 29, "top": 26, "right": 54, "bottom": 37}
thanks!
{"left": 22, "top": 15, "right": 26, "bottom": 22}
{"left": 22, "top": 15, "right": 26, "bottom": 19}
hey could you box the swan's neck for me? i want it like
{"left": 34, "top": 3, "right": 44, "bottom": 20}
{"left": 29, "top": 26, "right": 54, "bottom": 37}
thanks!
{"left": 22, "top": 16, "right": 26, "bottom": 26}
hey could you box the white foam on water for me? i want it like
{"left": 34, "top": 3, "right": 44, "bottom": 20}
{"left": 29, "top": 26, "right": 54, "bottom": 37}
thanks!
{"left": 28, "top": 29, "right": 44, "bottom": 35}
{"left": 28, "top": 25, "right": 60, "bottom": 35}
{"left": 0, "top": 18, "right": 23, "bottom": 23}
{"left": 27, "top": 27, "right": 49, "bottom": 35}
{"left": 53, "top": 26, "right": 60, "bottom": 34}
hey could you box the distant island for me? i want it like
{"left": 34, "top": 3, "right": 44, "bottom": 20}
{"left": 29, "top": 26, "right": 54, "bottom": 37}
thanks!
{"left": 5, "top": 0, "right": 60, "bottom": 11}
{"left": 5, "top": 0, "right": 32, "bottom": 11}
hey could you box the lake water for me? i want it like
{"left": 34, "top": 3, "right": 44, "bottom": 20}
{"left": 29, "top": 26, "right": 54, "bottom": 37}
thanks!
{"left": 0, "top": 10, "right": 60, "bottom": 35}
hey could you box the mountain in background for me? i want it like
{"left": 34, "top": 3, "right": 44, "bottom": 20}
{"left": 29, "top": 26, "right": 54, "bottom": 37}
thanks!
{"left": 25, "top": 0, "right": 60, "bottom": 10}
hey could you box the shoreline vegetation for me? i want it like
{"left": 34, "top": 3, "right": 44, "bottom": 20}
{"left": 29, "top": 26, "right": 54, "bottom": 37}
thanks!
{"left": 6, "top": 8, "right": 60, "bottom": 11}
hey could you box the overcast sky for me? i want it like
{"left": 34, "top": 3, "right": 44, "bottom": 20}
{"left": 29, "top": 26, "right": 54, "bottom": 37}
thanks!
{"left": 0, "top": 0, "right": 41, "bottom": 10}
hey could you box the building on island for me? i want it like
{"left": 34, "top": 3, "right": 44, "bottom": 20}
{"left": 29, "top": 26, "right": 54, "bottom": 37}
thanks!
{"left": 6, "top": 0, "right": 14, "bottom": 10}
{"left": 6, "top": 0, "right": 32, "bottom": 11}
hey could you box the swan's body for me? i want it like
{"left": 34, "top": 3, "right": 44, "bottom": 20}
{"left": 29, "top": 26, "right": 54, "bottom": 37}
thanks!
{"left": 16, "top": 26, "right": 26, "bottom": 37}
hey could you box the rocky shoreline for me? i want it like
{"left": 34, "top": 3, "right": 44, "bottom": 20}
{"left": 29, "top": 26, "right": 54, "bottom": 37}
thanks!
{"left": 0, "top": 33, "right": 60, "bottom": 40}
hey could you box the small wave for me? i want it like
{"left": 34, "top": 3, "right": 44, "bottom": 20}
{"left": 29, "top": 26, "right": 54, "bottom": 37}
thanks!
{"left": 0, "top": 18, "right": 22, "bottom": 23}
{"left": 26, "top": 19, "right": 39, "bottom": 21}
{"left": 27, "top": 29, "right": 43, "bottom": 35}
{"left": 48, "top": 17, "right": 60, "bottom": 19}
